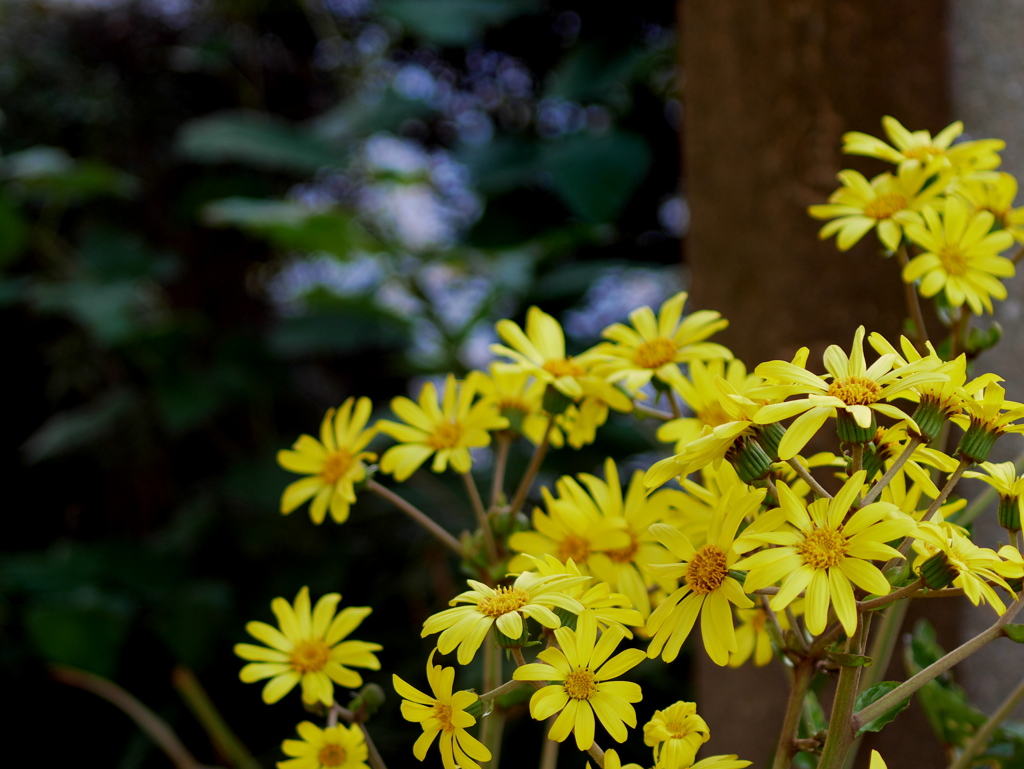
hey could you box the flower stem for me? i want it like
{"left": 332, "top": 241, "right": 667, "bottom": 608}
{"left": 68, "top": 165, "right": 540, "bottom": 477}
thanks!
{"left": 491, "top": 433, "right": 512, "bottom": 508}
{"left": 463, "top": 471, "right": 498, "bottom": 564}
{"left": 852, "top": 595, "right": 1024, "bottom": 730}
{"left": 949, "top": 673, "right": 1024, "bottom": 769}
{"left": 817, "top": 615, "right": 871, "bottom": 769}
{"left": 366, "top": 480, "right": 462, "bottom": 557}
{"left": 510, "top": 415, "right": 554, "bottom": 515}
{"left": 861, "top": 438, "right": 923, "bottom": 506}
{"left": 896, "top": 243, "right": 930, "bottom": 352}
{"left": 633, "top": 402, "right": 675, "bottom": 421}
{"left": 772, "top": 660, "right": 816, "bottom": 769}
{"left": 540, "top": 717, "right": 560, "bottom": 769}
{"left": 855, "top": 578, "right": 924, "bottom": 612}
{"left": 787, "top": 458, "right": 833, "bottom": 500}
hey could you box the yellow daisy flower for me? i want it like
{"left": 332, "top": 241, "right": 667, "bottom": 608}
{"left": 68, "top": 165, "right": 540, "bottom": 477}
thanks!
{"left": 728, "top": 603, "right": 798, "bottom": 668}
{"left": 392, "top": 650, "right": 491, "bottom": 769}
{"left": 842, "top": 116, "right": 1004, "bottom": 173}
{"left": 753, "top": 326, "right": 948, "bottom": 459}
{"left": 377, "top": 373, "right": 507, "bottom": 481}
{"left": 956, "top": 171, "right": 1024, "bottom": 242}
{"left": 470, "top": 365, "right": 564, "bottom": 447}
{"left": 421, "top": 571, "right": 586, "bottom": 664}
{"left": 643, "top": 700, "right": 710, "bottom": 768}
{"left": 278, "top": 722, "right": 369, "bottom": 769}
{"left": 685, "top": 757, "right": 753, "bottom": 769}
{"left": 903, "top": 196, "right": 1015, "bottom": 315}
{"left": 593, "top": 291, "right": 732, "bottom": 393}
{"left": 644, "top": 484, "right": 766, "bottom": 665}
{"left": 808, "top": 165, "right": 947, "bottom": 252}
{"left": 587, "top": 748, "right": 644, "bottom": 769}
{"left": 735, "top": 472, "right": 916, "bottom": 636}
{"left": 512, "top": 611, "right": 645, "bottom": 751}
{"left": 278, "top": 397, "right": 377, "bottom": 525}
{"left": 235, "top": 587, "right": 382, "bottom": 706}
{"left": 951, "top": 382, "right": 1024, "bottom": 463}
{"left": 964, "top": 460, "right": 1024, "bottom": 531}
{"left": 913, "top": 521, "right": 1023, "bottom": 614}
{"left": 869, "top": 750, "right": 888, "bottom": 769}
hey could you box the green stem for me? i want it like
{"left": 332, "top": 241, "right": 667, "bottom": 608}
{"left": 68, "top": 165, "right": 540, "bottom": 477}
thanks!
{"left": 480, "top": 638, "right": 506, "bottom": 766}
{"left": 856, "top": 578, "right": 924, "bottom": 613}
{"left": 853, "top": 595, "right": 1024, "bottom": 730}
{"left": 897, "top": 242, "right": 930, "bottom": 352}
{"left": 509, "top": 415, "right": 554, "bottom": 515}
{"left": 632, "top": 402, "right": 675, "bottom": 421}
{"left": 861, "top": 438, "right": 923, "bottom": 507}
{"left": 334, "top": 705, "right": 388, "bottom": 769}
{"left": 463, "top": 471, "right": 498, "bottom": 564}
{"left": 171, "top": 666, "right": 259, "bottom": 769}
{"left": 771, "top": 660, "right": 816, "bottom": 769}
{"left": 479, "top": 678, "right": 524, "bottom": 704}
{"left": 851, "top": 443, "right": 864, "bottom": 476}
{"left": 787, "top": 458, "right": 833, "bottom": 500}
{"left": 950, "top": 674, "right": 1024, "bottom": 769}
{"left": 367, "top": 480, "right": 462, "bottom": 557}
{"left": 491, "top": 433, "right": 512, "bottom": 508}
{"left": 818, "top": 616, "right": 871, "bottom": 769}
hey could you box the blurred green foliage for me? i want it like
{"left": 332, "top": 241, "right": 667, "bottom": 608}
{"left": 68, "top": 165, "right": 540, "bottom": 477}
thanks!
{"left": 1, "top": 0, "right": 685, "bottom": 765}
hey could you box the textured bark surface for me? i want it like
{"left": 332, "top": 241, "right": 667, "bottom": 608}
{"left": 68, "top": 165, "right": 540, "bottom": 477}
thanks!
{"left": 682, "top": 2, "right": 951, "bottom": 766}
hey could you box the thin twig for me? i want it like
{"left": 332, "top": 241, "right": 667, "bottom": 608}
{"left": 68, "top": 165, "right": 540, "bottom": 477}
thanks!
{"left": 509, "top": 416, "right": 554, "bottom": 515}
{"left": 897, "top": 243, "right": 930, "bottom": 352}
{"left": 856, "top": 578, "right": 925, "bottom": 612}
{"left": 463, "top": 471, "right": 498, "bottom": 564}
{"left": 491, "top": 434, "right": 512, "bottom": 509}
{"left": 861, "top": 438, "right": 923, "bottom": 507}
{"left": 632, "top": 402, "right": 675, "bottom": 421}
{"left": 367, "top": 480, "right": 462, "bottom": 557}
{"left": 787, "top": 458, "right": 833, "bottom": 500}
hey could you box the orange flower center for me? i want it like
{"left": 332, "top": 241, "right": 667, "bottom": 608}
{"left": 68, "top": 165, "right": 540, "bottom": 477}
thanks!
{"left": 828, "top": 376, "right": 881, "bottom": 406}
{"left": 290, "top": 639, "right": 330, "bottom": 674}
{"left": 429, "top": 422, "right": 462, "bottom": 450}
{"left": 433, "top": 701, "right": 456, "bottom": 732}
{"left": 563, "top": 669, "right": 597, "bottom": 700}
{"left": 606, "top": 534, "right": 640, "bottom": 564}
{"left": 477, "top": 586, "right": 529, "bottom": 618}
{"left": 863, "top": 193, "right": 907, "bottom": 220}
{"left": 938, "top": 245, "right": 969, "bottom": 278}
{"left": 685, "top": 544, "right": 729, "bottom": 594}
{"left": 799, "top": 527, "right": 847, "bottom": 569}
{"left": 902, "top": 144, "right": 943, "bottom": 161}
{"left": 318, "top": 744, "right": 347, "bottom": 766}
{"left": 321, "top": 449, "right": 354, "bottom": 485}
{"left": 557, "top": 534, "right": 591, "bottom": 564}
{"left": 543, "top": 357, "right": 586, "bottom": 378}
{"left": 633, "top": 337, "right": 678, "bottom": 369}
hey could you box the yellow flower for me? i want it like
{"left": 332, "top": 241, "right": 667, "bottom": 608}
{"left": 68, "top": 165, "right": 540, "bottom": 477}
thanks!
{"left": 278, "top": 722, "right": 369, "bottom": 769}
{"left": 913, "top": 521, "right": 1023, "bottom": 613}
{"left": 393, "top": 650, "right": 491, "bottom": 769}
{"left": 593, "top": 291, "right": 732, "bottom": 393}
{"left": 956, "top": 171, "right": 1024, "bottom": 242}
{"left": 684, "top": 757, "right": 752, "bottom": 769}
{"left": 728, "top": 604, "right": 794, "bottom": 668}
{"left": 470, "top": 365, "right": 564, "bottom": 447}
{"left": 735, "top": 472, "right": 916, "bottom": 636}
{"left": 644, "top": 484, "right": 766, "bottom": 665}
{"left": 808, "top": 165, "right": 947, "bottom": 252}
{"left": 278, "top": 397, "right": 377, "bottom": 525}
{"left": 587, "top": 748, "right": 644, "bottom": 769}
{"left": 903, "top": 196, "right": 1015, "bottom": 315}
{"left": 869, "top": 750, "right": 888, "bottom": 769}
{"left": 513, "top": 612, "right": 645, "bottom": 751}
{"left": 421, "top": 571, "right": 586, "bottom": 664}
{"left": 964, "top": 460, "right": 1024, "bottom": 529}
{"left": 377, "top": 374, "right": 507, "bottom": 481}
{"left": 952, "top": 382, "right": 1024, "bottom": 463}
{"left": 753, "top": 326, "right": 947, "bottom": 459}
{"left": 842, "top": 116, "right": 1004, "bottom": 173}
{"left": 235, "top": 587, "right": 381, "bottom": 706}
{"left": 643, "top": 701, "right": 710, "bottom": 768}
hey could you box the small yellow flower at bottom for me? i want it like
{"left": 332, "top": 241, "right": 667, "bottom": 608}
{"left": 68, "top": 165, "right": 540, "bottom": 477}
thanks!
{"left": 869, "top": 750, "right": 888, "bottom": 769}
{"left": 392, "top": 650, "right": 491, "bottom": 769}
{"left": 513, "top": 612, "right": 645, "bottom": 751}
{"left": 682, "top": 756, "right": 752, "bottom": 769}
{"left": 587, "top": 748, "right": 645, "bottom": 769}
{"left": 234, "top": 586, "right": 382, "bottom": 706}
{"left": 279, "top": 721, "right": 369, "bottom": 769}
{"left": 643, "top": 701, "right": 710, "bottom": 768}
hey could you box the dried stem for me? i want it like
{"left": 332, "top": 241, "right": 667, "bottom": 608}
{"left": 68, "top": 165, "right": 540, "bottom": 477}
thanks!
{"left": 367, "top": 480, "right": 462, "bottom": 557}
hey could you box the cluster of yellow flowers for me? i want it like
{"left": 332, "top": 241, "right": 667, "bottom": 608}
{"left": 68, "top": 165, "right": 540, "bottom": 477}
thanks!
{"left": 234, "top": 116, "right": 1024, "bottom": 769}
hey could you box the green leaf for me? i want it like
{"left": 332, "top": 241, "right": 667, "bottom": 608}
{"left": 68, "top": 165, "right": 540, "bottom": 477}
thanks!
{"left": 2, "top": 147, "right": 138, "bottom": 203}
{"left": 269, "top": 308, "right": 408, "bottom": 356}
{"left": 176, "top": 111, "right": 344, "bottom": 173}
{"left": 21, "top": 389, "right": 135, "bottom": 464}
{"left": 0, "top": 193, "right": 28, "bottom": 268}
{"left": 24, "top": 591, "right": 133, "bottom": 677}
{"left": 827, "top": 649, "right": 873, "bottom": 667}
{"left": 542, "top": 131, "right": 651, "bottom": 222}
{"left": 855, "top": 681, "right": 910, "bottom": 735}
{"left": 310, "top": 89, "right": 433, "bottom": 143}
{"left": 1004, "top": 624, "right": 1024, "bottom": 643}
{"left": 379, "top": 0, "right": 540, "bottom": 46}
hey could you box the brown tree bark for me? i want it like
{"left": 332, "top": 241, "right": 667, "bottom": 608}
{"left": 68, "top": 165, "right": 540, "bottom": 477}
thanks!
{"left": 682, "top": 2, "right": 952, "bottom": 767}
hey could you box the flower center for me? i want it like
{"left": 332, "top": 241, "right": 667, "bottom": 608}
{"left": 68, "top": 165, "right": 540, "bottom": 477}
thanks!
{"left": 321, "top": 449, "right": 354, "bottom": 485}
{"left": 799, "top": 527, "right": 848, "bottom": 569}
{"left": 317, "top": 744, "right": 347, "bottom": 767}
{"left": 828, "top": 376, "right": 882, "bottom": 406}
{"left": 902, "top": 144, "right": 943, "bottom": 161}
{"left": 938, "top": 246, "right": 969, "bottom": 277}
{"left": 606, "top": 534, "right": 640, "bottom": 564}
{"left": 428, "top": 422, "right": 462, "bottom": 450}
{"left": 685, "top": 544, "right": 729, "bottom": 594}
{"left": 632, "top": 337, "right": 678, "bottom": 369}
{"left": 290, "top": 639, "right": 330, "bottom": 674}
{"left": 477, "top": 586, "right": 529, "bottom": 618}
{"left": 543, "top": 357, "right": 586, "bottom": 378}
{"left": 751, "top": 609, "right": 767, "bottom": 632}
{"left": 433, "top": 701, "right": 455, "bottom": 732}
{"left": 563, "top": 669, "right": 597, "bottom": 700}
{"left": 863, "top": 193, "right": 907, "bottom": 220}
{"left": 557, "top": 534, "right": 591, "bottom": 564}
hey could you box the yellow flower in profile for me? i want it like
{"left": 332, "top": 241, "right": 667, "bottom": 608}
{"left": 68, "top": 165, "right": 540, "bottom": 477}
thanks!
{"left": 593, "top": 291, "right": 732, "bottom": 393}
{"left": 278, "top": 397, "right": 377, "bottom": 525}
{"left": 956, "top": 171, "right": 1024, "bottom": 242}
{"left": 587, "top": 748, "right": 644, "bottom": 769}
{"left": 952, "top": 382, "right": 1024, "bottom": 464}
{"left": 513, "top": 612, "right": 645, "bottom": 751}
{"left": 903, "top": 196, "right": 1015, "bottom": 315}
{"left": 869, "top": 750, "right": 888, "bottom": 769}
{"left": 645, "top": 484, "right": 766, "bottom": 665}
{"left": 377, "top": 374, "right": 507, "bottom": 481}
{"left": 235, "top": 587, "right": 382, "bottom": 706}
{"left": 808, "top": 165, "right": 947, "bottom": 252}
{"left": 421, "top": 571, "right": 586, "bottom": 664}
{"left": 643, "top": 701, "right": 710, "bottom": 768}
{"left": 735, "top": 473, "right": 916, "bottom": 636}
{"left": 278, "top": 722, "right": 369, "bottom": 769}
{"left": 392, "top": 650, "right": 491, "bottom": 769}
{"left": 842, "top": 116, "right": 1004, "bottom": 173}
{"left": 728, "top": 604, "right": 795, "bottom": 668}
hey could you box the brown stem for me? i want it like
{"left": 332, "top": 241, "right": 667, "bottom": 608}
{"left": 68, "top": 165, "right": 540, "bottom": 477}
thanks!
{"left": 491, "top": 433, "right": 512, "bottom": 508}
{"left": 463, "top": 471, "right": 498, "bottom": 564}
{"left": 896, "top": 242, "right": 930, "bottom": 352}
{"left": 509, "top": 415, "right": 554, "bottom": 515}
{"left": 771, "top": 660, "right": 816, "bottom": 769}
{"left": 367, "top": 480, "right": 462, "bottom": 557}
